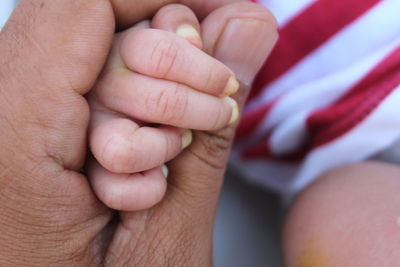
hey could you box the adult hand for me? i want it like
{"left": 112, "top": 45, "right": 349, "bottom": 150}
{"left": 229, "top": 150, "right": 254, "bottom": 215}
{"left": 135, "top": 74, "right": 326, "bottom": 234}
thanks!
{"left": 110, "top": 0, "right": 249, "bottom": 28}
{"left": 0, "top": 0, "right": 276, "bottom": 265}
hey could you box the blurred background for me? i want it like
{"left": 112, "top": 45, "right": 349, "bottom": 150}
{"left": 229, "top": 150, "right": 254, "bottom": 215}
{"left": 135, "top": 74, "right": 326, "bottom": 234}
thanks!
{"left": 0, "top": 0, "right": 15, "bottom": 27}
{"left": 214, "top": 169, "right": 285, "bottom": 267}
{"left": 0, "top": 2, "right": 285, "bottom": 266}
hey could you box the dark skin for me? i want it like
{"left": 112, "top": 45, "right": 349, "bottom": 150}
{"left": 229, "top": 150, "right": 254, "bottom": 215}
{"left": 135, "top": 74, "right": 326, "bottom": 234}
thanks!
{"left": 110, "top": 0, "right": 247, "bottom": 28}
{"left": 0, "top": 0, "right": 277, "bottom": 265}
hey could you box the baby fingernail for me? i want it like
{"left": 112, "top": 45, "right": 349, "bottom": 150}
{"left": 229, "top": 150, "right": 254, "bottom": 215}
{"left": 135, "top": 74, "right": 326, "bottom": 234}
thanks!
{"left": 162, "top": 165, "right": 169, "bottom": 178}
{"left": 176, "top": 24, "right": 200, "bottom": 39}
{"left": 176, "top": 24, "right": 202, "bottom": 48}
{"left": 224, "top": 76, "right": 240, "bottom": 96}
{"left": 182, "top": 129, "right": 193, "bottom": 149}
{"left": 224, "top": 97, "right": 239, "bottom": 125}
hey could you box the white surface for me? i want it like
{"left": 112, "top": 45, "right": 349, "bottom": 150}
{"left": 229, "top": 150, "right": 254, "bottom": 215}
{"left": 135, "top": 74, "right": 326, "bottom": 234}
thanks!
{"left": 0, "top": 0, "right": 15, "bottom": 28}
{"left": 214, "top": 170, "right": 284, "bottom": 267}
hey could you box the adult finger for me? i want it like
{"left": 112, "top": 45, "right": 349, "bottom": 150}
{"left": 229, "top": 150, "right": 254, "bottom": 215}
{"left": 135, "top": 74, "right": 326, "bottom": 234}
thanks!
{"left": 94, "top": 70, "right": 239, "bottom": 130}
{"left": 3, "top": 0, "right": 115, "bottom": 96}
{"left": 110, "top": 0, "right": 249, "bottom": 29}
{"left": 152, "top": 4, "right": 202, "bottom": 49}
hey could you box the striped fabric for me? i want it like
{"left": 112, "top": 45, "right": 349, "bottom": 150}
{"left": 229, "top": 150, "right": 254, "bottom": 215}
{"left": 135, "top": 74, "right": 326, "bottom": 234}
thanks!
{"left": 233, "top": 0, "right": 400, "bottom": 193}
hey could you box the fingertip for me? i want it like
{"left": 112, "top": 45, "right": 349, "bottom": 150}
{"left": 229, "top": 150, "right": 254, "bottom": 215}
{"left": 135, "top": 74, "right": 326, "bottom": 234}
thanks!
{"left": 199, "top": 2, "right": 278, "bottom": 106}
{"left": 90, "top": 112, "right": 187, "bottom": 174}
{"left": 152, "top": 4, "right": 203, "bottom": 48}
{"left": 224, "top": 97, "right": 239, "bottom": 126}
{"left": 223, "top": 75, "right": 240, "bottom": 96}
{"left": 175, "top": 24, "right": 202, "bottom": 49}
{"left": 182, "top": 129, "right": 193, "bottom": 149}
{"left": 90, "top": 116, "right": 139, "bottom": 174}
{"left": 201, "top": 2, "right": 278, "bottom": 55}
{"left": 88, "top": 161, "right": 167, "bottom": 211}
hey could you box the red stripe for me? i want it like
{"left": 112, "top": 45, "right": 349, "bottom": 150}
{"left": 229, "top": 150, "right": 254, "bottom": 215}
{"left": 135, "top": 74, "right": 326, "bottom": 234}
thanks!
{"left": 242, "top": 140, "right": 271, "bottom": 158}
{"left": 241, "top": 139, "right": 306, "bottom": 163}
{"left": 308, "top": 45, "right": 400, "bottom": 148}
{"left": 249, "top": 0, "right": 381, "bottom": 100}
{"left": 236, "top": 102, "right": 275, "bottom": 140}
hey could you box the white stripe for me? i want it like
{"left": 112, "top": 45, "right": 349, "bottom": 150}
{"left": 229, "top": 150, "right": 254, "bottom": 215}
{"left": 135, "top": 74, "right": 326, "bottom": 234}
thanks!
{"left": 291, "top": 86, "right": 400, "bottom": 192}
{"left": 256, "top": 37, "right": 400, "bottom": 153}
{"left": 269, "top": 109, "right": 311, "bottom": 156}
{"left": 247, "top": 0, "right": 400, "bottom": 109}
{"left": 260, "top": 0, "right": 317, "bottom": 26}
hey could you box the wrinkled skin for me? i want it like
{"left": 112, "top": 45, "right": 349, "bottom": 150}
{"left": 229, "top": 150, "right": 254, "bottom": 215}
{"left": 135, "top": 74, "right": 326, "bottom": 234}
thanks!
{"left": 0, "top": 0, "right": 277, "bottom": 265}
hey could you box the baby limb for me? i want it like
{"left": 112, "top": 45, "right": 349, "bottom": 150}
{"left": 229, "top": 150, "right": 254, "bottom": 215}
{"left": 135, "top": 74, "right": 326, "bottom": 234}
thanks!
{"left": 86, "top": 4, "right": 241, "bottom": 211}
{"left": 284, "top": 161, "right": 400, "bottom": 266}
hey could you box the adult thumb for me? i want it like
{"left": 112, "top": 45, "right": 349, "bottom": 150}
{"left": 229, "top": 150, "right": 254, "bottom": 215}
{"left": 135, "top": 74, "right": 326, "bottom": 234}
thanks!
{"left": 202, "top": 2, "right": 278, "bottom": 106}
{"left": 152, "top": 2, "right": 277, "bottom": 219}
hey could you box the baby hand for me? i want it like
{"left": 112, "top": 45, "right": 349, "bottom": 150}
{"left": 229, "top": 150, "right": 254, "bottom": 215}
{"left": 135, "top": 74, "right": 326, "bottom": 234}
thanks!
{"left": 86, "top": 4, "right": 240, "bottom": 211}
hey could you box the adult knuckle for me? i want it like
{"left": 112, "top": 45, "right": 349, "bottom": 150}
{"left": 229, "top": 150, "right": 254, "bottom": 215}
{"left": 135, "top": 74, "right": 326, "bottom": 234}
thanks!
{"left": 188, "top": 128, "right": 236, "bottom": 170}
